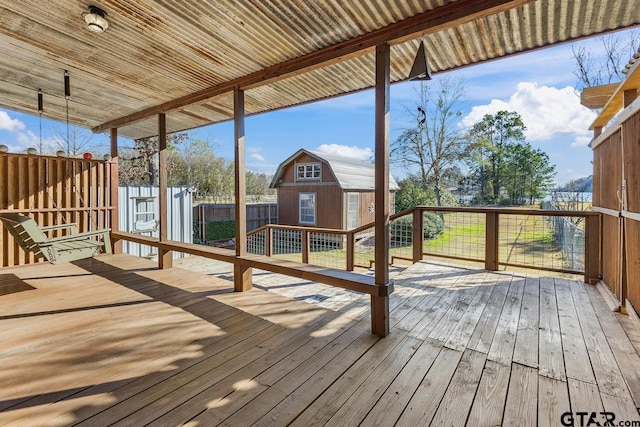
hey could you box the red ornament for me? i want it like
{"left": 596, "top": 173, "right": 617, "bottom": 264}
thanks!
{"left": 83, "top": 152, "right": 92, "bottom": 160}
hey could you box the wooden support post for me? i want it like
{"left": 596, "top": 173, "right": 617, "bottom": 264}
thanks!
{"left": 412, "top": 207, "right": 424, "bottom": 263}
{"left": 594, "top": 126, "right": 602, "bottom": 139}
{"left": 584, "top": 214, "right": 601, "bottom": 284}
{"left": 158, "top": 113, "right": 172, "bottom": 269}
{"left": 485, "top": 211, "right": 499, "bottom": 271}
{"left": 301, "top": 230, "right": 309, "bottom": 264}
{"left": 623, "top": 89, "right": 637, "bottom": 108}
{"left": 621, "top": 218, "right": 627, "bottom": 310}
{"left": 109, "top": 128, "right": 122, "bottom": 254}
{"left": 346, "top": 232, "right": 355, "bottom": 271}
{"left": 234, "top": 87, "right": 252, "bottom": 292}
{"left": 372, "top": 43, "right": 391, "bottom": 337}
{"left": 265, "top": 227, "right": 272, "bottom": 257}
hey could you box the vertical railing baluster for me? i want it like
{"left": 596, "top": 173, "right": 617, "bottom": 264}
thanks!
{"left": 412, "top": 207, "right": 424, "bottom": 264}
{"left": 302, "top": 229, "right": 309, "bottom": 264}
{"left": 485, "top": 211, "right": 499, "bottom": 271}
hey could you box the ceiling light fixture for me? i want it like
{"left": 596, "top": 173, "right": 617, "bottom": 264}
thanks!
{"left": 83, "top": 6, "right": 110, "bottom": 33}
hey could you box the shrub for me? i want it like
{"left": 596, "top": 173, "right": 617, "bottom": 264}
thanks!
{"left": 390, "top": 213, "right": 444, "bottom": 243}
{"left": 423, "top": 212, "right": 444, "bottom": 240}
{"left": 206, "top": 219, "right": 235, "bottom": 241}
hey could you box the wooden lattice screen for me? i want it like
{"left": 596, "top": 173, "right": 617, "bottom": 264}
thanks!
{"left": 0, "top": 153, "right": 115, "bottom": 267}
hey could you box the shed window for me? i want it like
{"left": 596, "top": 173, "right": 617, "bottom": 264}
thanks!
{"left": 299, "top": 193, "right": 316, "bottom": 225}
{"left": 347, "top": 193, "right": 359, "bottom": 230}
{"left": 296, "top": 163, "right": 321, "bottom": 180}
{"left": 133, "top": 197, "right": 157, "bottom": 232}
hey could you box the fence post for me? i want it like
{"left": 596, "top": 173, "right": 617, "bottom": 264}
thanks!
{"left": 412, "top": 208, "right": 423, "bottom": 264}
{"left": 346, "top": 232, "right": 355, "bottom": 271}
{"left": 302, "top": 230, "right": 309, "bottom": 264}
{"left": 265, "top": 227, "right": 272, "bottom": 257}
{"left": 485, "top": 211, "right": 499, "bottom": 271}
{"left": 584, "top": 214, "right": 601, "bottom": 284}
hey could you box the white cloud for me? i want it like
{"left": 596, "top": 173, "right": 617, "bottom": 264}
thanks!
{"left": 248, "top": 147, "right": 265, "bottom": 162}
{"left": 316, "top": 143, "right": 373, "bottom": 160}
{"left": 17, "top": 130, "right": 39, "bottom": 148}
{"left": 0, "top": 110, "right": 25, "bottom": 132}
{"left": 571, "top": 135, "right": 592, "bottom": 147}
{"left": 461, "top": 82, "right": 597, "bottom": 142}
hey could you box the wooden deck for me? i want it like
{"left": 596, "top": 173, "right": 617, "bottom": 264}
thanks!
{"left": 1, "top": 254, "right": 640, "bottom": 426}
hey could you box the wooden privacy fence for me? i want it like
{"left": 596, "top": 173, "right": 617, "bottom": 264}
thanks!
{"left": 591, "top": 98, "right": 640, "bottom": 315}
{"left": 0, "top": 153, "right": 115, "bottom": 267}
{"left": 194, "top": 203, "right": 277, "bottom": 242}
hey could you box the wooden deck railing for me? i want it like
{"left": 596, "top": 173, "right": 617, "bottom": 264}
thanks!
{"left": 246, "top": 206, "right": 602, "bottom": 283}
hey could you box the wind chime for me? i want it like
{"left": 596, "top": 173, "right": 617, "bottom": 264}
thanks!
{"left": 37, "top": 89, "right": 43, "bottom": 154}
{"left": 64, "top": 70, "right": 70, "bottom": 157}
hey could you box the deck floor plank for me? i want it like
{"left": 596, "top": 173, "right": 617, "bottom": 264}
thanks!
{"left": 394, "top": 347, "right": 464, "bottom": 427}
{"left": 538, "top": 276, "right": 566, "bottom": 381}
{"left": 567, "top": 280, "right": 630, "bottom": 398}
{"left": 430, "top": 349, "right": 487, "bottom": 427}
{"left": 503, "top": 363, "right": 538, "bottom": 427}
{"left": 466, "top": 278, "right": 511, "bottom": 354}
{"left": 466, "top": 360, "right": 512, "bottom": 426}
{"left": 487, "top": 276, "right": 525, "bottom": 365}
{"left": 2, "top": 256, "right": 640, "bottom": 426}
{"left": 538, "top": 376, "right": 570, "bottom": 427}
{"left": 555, "top": 278, "right": 596, "bottom": 384}
{"left": 512, "top": 276, "right": 540, "bottom": 368}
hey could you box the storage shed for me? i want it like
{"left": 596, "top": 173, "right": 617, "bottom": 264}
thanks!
{"left": 270, "top": 149, "right": 399, "bottom": 230}
{"left": 118, "top": 186, "right": 193, "bottom": 259}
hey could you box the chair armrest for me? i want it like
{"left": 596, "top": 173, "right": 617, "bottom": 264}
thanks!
{"left": 40, "top": 228, "right": 111, "bottom": 246}
{"left": 40, "top": 223, "right": 77, "bottom": 233}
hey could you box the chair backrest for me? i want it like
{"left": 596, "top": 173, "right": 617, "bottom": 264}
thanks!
{"left": 0, "top": 214, "right": 48, "bottom": 257}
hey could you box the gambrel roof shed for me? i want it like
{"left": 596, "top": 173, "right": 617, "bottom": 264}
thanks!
{"left": 270, "top": 149, "right": 400, "bottom": 191}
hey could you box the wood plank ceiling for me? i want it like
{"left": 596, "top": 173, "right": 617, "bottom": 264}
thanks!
{"left": 0, "top": 0, "right": 639, "bottom": 140}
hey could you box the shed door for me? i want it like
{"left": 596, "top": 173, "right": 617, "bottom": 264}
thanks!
{"left": 347, "top": 193, "right": 359, "bottom": 230}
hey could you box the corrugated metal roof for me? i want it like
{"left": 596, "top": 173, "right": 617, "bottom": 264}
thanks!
{"left": 0, "top": 1, "right": 638, "bottom": 140}
{"left": 270, "top": 149, "right": 400, "bottom": 191}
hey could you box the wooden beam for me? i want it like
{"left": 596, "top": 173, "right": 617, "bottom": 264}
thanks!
{"left": 623, "top": 89, "right": 637, "bottom": 108}
{"left": 92, "top": 0, "right": 532, "bottom": 133}
{"left": 580, "top": 83, "right": 619, "bottom": 109}
{"left": 234, "top": 87, "right": 252, "bottom": 292}
{"left": 158, "top": 113, "right": 172, "bottom": 269}
{"left": 373, "top": 43, "right": 391, "bottom": 338}
{"left": 590, "top": 59, "right": 640, "bottom": 129}
{"left": 109, "top": 128, "right": 122, "bottom": 254}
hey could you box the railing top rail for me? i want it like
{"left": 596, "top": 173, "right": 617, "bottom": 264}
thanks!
{"left": 248, "top": 223, "right": 349, "bottom": 235}
{"left": 414, "top": 206, "right": 599, "bottom": 217}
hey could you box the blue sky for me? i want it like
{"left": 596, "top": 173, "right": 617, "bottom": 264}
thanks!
{"left": 0, "top": 31, "right": 632, "bottom": 186}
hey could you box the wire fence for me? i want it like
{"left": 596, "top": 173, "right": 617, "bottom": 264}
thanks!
{"left": 497, "top": 213, "right": 570, "bottom": 271}
{"left": 422, "top": 211, "right": 485, "bottom": 262}
{"left": 245, "top": 206, "right": 591, "bottom": 275}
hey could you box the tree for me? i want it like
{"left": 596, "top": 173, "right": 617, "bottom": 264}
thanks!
{"left": 118, "top": 132, "right": 187, "bottom": 185}
{"left": 48, "top": 126, "right": 99, "bottom": 157}
{"left": 572, "top": 30, "right": 639, "bottom": 92}
{"left": 246, "top": 171, "right": 272, "bottom": 202}
{"left": 502, "top": 142, "right": 555, "bottom": 204}
{"left": 394, "top": 179, "right": 436, "bottom": 212}
{"left": 466, "top": 111, "right": 526, "bottom": 202}
{"left": 391, "top": 77, "right": 467, "bottom": 206}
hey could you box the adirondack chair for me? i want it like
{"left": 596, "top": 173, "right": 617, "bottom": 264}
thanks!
{"left": 0, "top": 214, "right": 112, "bottom": 264}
